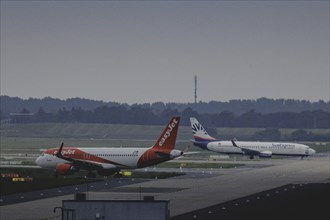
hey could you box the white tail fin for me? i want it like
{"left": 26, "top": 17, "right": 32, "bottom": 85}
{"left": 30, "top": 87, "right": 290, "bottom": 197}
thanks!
{"left": 190, "top": 117, "right": 216, "bottom": 141}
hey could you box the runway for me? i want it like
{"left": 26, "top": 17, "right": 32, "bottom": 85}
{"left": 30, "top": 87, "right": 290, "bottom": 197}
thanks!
{"left": 1, "top": 155, "right": 329, "bottom": 220}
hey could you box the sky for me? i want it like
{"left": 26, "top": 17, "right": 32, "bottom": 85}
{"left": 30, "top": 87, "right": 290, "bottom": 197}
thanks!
{"left": 1, "top": 0, "right": 329, "bottom": 104}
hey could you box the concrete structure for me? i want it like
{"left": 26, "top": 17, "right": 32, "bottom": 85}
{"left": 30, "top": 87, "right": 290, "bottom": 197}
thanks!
{"left": 61, "top": 198, "right": 169, "bottom": 220}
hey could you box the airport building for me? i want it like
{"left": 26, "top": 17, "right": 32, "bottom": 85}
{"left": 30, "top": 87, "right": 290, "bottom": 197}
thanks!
{"left": 60, "top": 194, "right": 169, "bottom": 220}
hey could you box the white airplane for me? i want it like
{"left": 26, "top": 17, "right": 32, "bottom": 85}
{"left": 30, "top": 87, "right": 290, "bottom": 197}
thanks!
{"left": 190, "top": 117, "right": 316, "bottom": 159}
{"left": 36, "top": 117, "right": 185, "bottom": 176}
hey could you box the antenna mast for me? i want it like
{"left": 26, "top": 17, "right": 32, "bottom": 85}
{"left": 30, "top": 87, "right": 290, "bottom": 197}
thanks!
{"left": 194, "top": 75, "right": 197, "bottom": 104}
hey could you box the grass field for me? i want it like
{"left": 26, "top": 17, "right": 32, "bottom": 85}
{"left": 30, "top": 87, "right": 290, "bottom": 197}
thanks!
{"left": 0, "top": 123, "right": 329, "bottom": 165}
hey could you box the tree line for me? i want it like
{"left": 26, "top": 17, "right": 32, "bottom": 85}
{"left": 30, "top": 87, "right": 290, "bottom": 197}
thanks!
{"left": 5, "top": 106, "right": 329, "bottom": 129}
{"left": 1, "top": 95, "right": 329, "bottom": 117}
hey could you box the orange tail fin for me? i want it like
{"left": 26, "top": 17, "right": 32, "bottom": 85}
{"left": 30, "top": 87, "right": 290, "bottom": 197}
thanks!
{"left": 152, "top": 116, "right": 180, "bottom": 151}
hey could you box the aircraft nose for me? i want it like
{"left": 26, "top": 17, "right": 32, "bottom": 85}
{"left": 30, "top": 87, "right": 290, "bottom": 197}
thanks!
{"left": 309, "top": 149, "right": 316, "bottom": 155}
{"left": 35, "top": 156, "right": 42, "bottom": 166}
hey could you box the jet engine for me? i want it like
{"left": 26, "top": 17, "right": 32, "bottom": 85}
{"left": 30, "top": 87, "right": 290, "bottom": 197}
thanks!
{"left": 55, "top": 163, "right": 79, "bottom": 175}
{"left": 170, "top": 149, "right": 183, "bottom": 159}
{"left": 259, "top": 151, "right": 272, "bottom": 158}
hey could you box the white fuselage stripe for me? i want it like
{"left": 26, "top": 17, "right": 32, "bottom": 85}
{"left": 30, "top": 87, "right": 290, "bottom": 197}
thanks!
{"left": 206, "top": 141, "right": 310, "bottom": 156}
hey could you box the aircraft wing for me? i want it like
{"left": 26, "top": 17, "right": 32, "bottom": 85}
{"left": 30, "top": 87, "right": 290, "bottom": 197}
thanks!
{"left": 175, "top": 145, "right": 200, "bottom": 159}
{"left": 182, "top": 145, "right": 200, "bottom": 156}
{"left": 231, "top": 140, "right": 260, "bottom": 155}
{"left": 231, "top": 140, "right": 273, "bottom": 159}
{"left": 55, "top": 143, "right": 77, "bottom": 163}
{"left": 183, "top": 151, "right": 200, "bottom": 155}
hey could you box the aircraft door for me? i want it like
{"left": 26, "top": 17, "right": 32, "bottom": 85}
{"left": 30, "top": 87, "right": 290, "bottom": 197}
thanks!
{"left": 83, "top": 153, "right": 91, "bottom": 160}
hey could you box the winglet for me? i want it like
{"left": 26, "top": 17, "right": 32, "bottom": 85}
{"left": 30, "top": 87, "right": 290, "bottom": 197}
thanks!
{"left": 56, "top": 142, "right": 64, "bottom": 157}
{"left": 231, "top": 139, "right": 239, "bottom": 148}
{"left": 183, "top": 145, "right": 190, "bottom": 153}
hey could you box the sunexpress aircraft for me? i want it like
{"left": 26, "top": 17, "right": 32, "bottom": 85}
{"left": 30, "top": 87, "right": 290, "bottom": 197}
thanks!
{"left": 190, "top": 117, "right": 315, "bottom": 159}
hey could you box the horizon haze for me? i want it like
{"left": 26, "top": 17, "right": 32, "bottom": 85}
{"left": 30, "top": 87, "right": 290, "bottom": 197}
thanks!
{"left": 1, "top": 1, "right": 329, "bottom": 104}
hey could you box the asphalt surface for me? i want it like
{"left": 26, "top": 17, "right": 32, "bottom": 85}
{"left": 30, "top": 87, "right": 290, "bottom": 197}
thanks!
{"left": 0, "top": 155, "right": 329, "bottom": 220}
{"left": 0, "top": 178, "right": 148, "bottom": 206}
{"left": 171, "top": 182, "right": 330, "bottom": 220}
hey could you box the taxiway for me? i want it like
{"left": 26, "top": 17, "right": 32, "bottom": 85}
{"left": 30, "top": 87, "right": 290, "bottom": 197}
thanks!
{"left": 1, "top": 155, "right": 329, "bottom": 220}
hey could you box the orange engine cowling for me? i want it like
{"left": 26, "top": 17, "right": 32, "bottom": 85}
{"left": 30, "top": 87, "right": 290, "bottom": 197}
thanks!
{"left": 56, "top": 163, "right": 79, "bottom": 175}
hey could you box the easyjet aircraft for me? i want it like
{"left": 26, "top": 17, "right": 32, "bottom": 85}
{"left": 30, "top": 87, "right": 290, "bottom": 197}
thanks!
{"left": 36, "top": 117, "right": 183, "bottom": 176}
